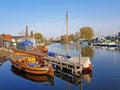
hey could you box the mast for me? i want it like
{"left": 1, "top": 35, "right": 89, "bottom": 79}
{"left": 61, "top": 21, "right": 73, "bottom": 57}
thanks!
{"left": 66, "top": 8, "right": 68, "bottom": 56}
{"left": 65, "top": 8, "right": 70, "bottom": 90}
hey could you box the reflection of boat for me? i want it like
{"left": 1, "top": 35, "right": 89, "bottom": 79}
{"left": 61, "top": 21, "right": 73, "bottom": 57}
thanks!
{"left": 0, "top": 57, "right": 7, "bottom": 67}
{"left": 118, "top": 44, "right": 120, "bottom": 50}
{"left": 54, "top": 70, "right": 81, "bottom": 86}
{"left": 82, "top": 72, "right": 92, "bottom": 83}
{"left": 10, "top": 51, "right": 54, "bottom": 77}
{"left": 11, "top": 65, "right": 54, "bottom": 86}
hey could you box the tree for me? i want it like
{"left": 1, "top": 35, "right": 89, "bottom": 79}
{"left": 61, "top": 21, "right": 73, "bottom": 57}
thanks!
{"left": 69, "top": 34, "right": 75, "bottom": 41}
{"left": 80, "top": 26, "right": 94, "bottom": 40}
{"left": 34, "top": 33, "right": 43, "bottom": 39}
{"left": 81, "top": 46, "right": 95, "bottom": 58}
{"left": 60, "top": 35, "right": 66, "bottom": 44}
{"left": 34, "top": 33, "right": 43, "bottom": 44}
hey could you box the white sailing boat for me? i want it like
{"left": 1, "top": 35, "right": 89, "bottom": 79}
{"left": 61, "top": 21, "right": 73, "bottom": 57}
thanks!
{"left": 107, "top": 28, "right": 118, "bottom": 50}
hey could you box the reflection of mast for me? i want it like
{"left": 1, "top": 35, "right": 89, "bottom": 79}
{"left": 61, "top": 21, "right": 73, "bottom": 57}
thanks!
{"left": 114, "top": 50, "right": 117, "bottom": 67}
{"left": 113, "top": 27, "right": 117, "bottom": 67}
{"left": 80, "top": 80, "right": 83, "bottom": 90}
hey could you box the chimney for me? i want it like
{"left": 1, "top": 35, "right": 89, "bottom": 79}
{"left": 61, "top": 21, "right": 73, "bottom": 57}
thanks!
{"left": 31, "top": 31, "right": 34, "bottom": 38}
{"left": 2, "top": 33, "right": 5, "bottom": 39}
{"left": 26, "top": 25, "right": 28, "bottom": 39}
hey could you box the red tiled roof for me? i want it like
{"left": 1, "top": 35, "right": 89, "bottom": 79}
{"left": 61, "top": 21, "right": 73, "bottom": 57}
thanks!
{"left": 0, "top": 34, "right": 12, "bottom": 41}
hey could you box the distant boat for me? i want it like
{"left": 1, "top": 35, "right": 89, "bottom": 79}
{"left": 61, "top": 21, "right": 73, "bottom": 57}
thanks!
{"left": 107, "top": 42, "right": 118, "bottom": 50}
{"left": 100, "top": 43, "right": 108, "bottom": 47}
{"left": 10, "top": 51, "right": 54, "bottom": 77}
{"left": 107, "top": 29, "right": 118, "bottom": 50}
{"left": 36, "top": 45, "right": 48, "bottom": 52}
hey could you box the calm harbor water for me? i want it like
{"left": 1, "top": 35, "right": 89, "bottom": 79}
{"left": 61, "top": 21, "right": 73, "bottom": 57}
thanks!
{"left": 0, "top": 43, "right": 120, "bottom": 90}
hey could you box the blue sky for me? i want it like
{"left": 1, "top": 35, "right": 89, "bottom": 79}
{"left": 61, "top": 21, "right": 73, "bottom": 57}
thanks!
{"left": 0, "top": 0, "right": 120, "bottom": 39}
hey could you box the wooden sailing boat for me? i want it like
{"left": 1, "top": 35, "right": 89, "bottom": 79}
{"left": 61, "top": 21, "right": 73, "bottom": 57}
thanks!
{"left": 47, "top": 8, "right": 92, "bottom": 73}
{"left": 10, "top": 51, "right": 54, "bottom": 77}
{"left": 64, "top": 9, "right": 92, "bottom": 72}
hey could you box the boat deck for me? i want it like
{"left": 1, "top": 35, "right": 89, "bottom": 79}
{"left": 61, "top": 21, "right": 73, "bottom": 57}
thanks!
{"left": 13, "top": 49, "right": 48, "bottom": 58}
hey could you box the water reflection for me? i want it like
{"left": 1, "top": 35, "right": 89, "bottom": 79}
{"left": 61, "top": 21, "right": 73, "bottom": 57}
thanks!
{"left": 48, "top": 43, "right": 95, "bottom": 58}
{"left": 48, "top": 43, "right": 81, "bottom": 56}
{"left": 11, "top": 65, "right": 54, "bottom": 86}
{"left": 55, "top": 70, "right": 92, "bottom": 87}
{"left": 81, "top": 46, "right": 95, "bottom": 58}
{"left": 0, "top": 57, "right": 8, "bottom": 67}
{"left": 82, "top": 72, "right": 92, "bottom": 83}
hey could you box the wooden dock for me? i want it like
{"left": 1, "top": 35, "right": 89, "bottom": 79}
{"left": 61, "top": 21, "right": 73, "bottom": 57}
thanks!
{"left": 43, "top": 56, "right": 83, "bottom": 76}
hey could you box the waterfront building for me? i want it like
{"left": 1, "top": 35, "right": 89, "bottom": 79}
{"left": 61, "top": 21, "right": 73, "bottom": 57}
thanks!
{"left": 12, "top": 26, "right": 36, "bottom": 49}
{"left": 105, "top": 36, "right": 114, "bottom": 42}
{"left": 0, "top": 33, "right": 12, "bottom": 47}
{"left": 75, "top": 31, "right": 80, "bottom": 40}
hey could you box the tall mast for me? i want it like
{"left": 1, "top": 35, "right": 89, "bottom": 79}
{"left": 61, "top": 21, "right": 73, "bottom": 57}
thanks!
{"left": 66, "top": 8, "right": 68, "bottom": 56}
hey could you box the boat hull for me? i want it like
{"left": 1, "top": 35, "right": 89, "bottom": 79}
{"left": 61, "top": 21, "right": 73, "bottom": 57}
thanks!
{"left": 10, "top": 59, "right": 54, "bottom": 77}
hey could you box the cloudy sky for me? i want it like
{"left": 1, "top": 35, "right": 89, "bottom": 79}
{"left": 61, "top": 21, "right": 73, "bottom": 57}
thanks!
{"left": 0, "top": 0, "right": 120, "bottom": 39}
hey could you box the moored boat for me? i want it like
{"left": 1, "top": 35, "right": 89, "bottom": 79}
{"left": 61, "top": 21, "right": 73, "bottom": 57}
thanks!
{"left": 10, "top": 52, "right": 54, "bottom": 77}
{"left": 36, "top": 44, "right": 48, "bottom": 52}
{"left": 107, "top": 42, "right": 118, "bottom": 50}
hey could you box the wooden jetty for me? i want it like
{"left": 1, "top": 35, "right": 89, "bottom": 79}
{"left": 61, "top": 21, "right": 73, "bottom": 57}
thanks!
{"left": 43, "top": 56, "right": 83, "bottom": 76}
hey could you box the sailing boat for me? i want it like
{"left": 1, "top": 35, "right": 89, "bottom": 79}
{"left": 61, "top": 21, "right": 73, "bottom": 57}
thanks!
{"left": 107, "top": 27, "right": 118, "bottom": 50}
{"left": 47, "top": 8, "right": 92, "bottom": 73}
{"left": 63, "top": 9, "right": 92, "bottom": 72}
